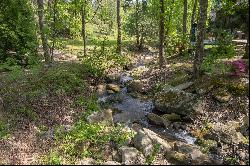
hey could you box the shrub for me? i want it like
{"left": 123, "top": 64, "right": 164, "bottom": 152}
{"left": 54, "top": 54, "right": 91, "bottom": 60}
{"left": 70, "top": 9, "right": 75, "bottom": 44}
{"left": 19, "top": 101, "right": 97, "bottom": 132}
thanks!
{"left": 231, "top": 59, "right": 247, "bottom": 76}
{"left": 0, "top": 0, "right": 38, "bottom": 64}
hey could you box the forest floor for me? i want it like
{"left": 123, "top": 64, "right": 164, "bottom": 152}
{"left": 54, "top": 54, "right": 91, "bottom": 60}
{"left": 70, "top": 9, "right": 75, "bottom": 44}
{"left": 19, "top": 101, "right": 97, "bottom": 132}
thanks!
{"left": 0, "top": 42, "right": 249, "bottom": 165}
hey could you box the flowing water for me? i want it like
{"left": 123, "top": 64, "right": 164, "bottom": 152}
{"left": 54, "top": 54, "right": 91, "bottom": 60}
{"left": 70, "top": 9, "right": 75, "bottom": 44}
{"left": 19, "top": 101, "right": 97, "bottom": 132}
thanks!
{"left": 98, "top": 53, "right": 196, "bottom": 144}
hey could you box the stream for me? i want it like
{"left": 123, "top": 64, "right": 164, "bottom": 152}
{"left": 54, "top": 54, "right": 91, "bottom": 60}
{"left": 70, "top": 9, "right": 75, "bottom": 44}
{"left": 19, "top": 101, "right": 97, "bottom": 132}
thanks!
{"left": 98, "top": 53, "right": 197, "bottom": 145}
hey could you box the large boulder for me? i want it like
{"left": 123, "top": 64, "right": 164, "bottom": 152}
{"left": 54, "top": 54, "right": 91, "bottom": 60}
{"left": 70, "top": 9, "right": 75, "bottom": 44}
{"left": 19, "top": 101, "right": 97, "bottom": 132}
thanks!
{"left": 119, "top": 146, "right": 146, "bottom": 165}
{"left": 132, "top": 130, "right": 154, "bottom": 157}
{"left": 204, "top": 121, "right": 244, "bottom": 144}
{"left": 142, "top": 128, "right": 172, "bottom": 153}
{"left": 127, "top": 79, "right": 151, "bottom": 94}
{"left": 171, "top": 141, "right": 223, "bottom": 165}
{"left": 132, "top": 124, "right": 172, "bottom": 153}
{"left": 147, "top": 113, "right": 165, "bottom": 126}
{"left": 86, "top": 109, "right": 114, "bottom": 126}
{"left": 154, "top": 88, "right": 197, "bottom": 116}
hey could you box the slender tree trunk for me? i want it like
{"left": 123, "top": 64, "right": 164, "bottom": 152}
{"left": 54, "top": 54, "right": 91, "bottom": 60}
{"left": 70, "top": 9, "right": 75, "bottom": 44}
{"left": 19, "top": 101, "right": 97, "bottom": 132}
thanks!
{"left": 183, "top": 0, "right": 187, "bottom": 35}
{"left": 193, "top": 0, "right": 208, "bottom": 78}
{"left": 51, "top": 0, "right": 57, "bottom": 61}
{"left": 135, "top": 0, "right": 140, "bottom": 48}
{"left": 81, "top": 1, "right": 87, "bottom": 56}
{"left": 190, "top": 0, "right": 198, "bottom": 41}
{"left": 243, "top": 12, "right": 249, "bottom": 59}
{"left": 139, "top": 28, "right": 144, "bottom": 50}
{"left": 159, "top": 0, "right": 166, "bottom": 68}
{"left": 116, "top": 0, "right": 122, "bottom": 54}
{"left": 37, "top": 0, "right": 51, "bottom": 63}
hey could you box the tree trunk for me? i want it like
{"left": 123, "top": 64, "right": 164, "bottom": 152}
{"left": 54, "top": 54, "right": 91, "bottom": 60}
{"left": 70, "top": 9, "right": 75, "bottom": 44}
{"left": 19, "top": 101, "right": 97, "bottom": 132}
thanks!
{"left": 81, "top": 1, "right": 87, "bottom": 56}
{"left": 243, "top": 12, "right": 249, "bottom": 59}
{"left": 116, "top": 0, "right": 122, "bottom": 54}
{"left": 139, "top": 29, "right": 144, "bottom": 50}
{"left": 193, "top": 0, "right": 208, "bottom": 78}
{"left": 159, "top": 0, "right": 166, "bottom": 68}
{"left": 51, "top": 0, "right": 57, "bottom": 62}
{"left": 37, "top": 0, "right": 51, "bottom": 63}
{"left": 135, "top": 0, "right": 140, "bottom": 48}
{"left": 190, "top": 0, "right": 198, "bottom": 41}
{"left": 183, "top": 0, "right": 187, "bottom": 35}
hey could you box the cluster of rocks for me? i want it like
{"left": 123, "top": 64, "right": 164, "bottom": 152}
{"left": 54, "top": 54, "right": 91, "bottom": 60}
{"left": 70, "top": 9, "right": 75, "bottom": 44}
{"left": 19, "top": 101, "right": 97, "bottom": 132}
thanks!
{"left": 85, "top": 108, "right": 224, "bottom": 165}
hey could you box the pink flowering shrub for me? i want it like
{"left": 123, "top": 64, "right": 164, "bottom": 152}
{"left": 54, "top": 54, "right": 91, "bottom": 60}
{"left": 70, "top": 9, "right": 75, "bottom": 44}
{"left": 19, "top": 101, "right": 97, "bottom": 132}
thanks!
{"left": 230, "top": 59, "right": 247, "bottom": 76}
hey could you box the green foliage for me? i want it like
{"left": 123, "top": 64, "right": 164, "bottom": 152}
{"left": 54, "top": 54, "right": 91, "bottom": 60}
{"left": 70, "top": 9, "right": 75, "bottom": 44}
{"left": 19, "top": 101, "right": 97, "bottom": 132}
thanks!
{"left": 227, "top": 82, "right": 249, "bottom": 96}
{"left": 0, "top": 58, "right": 22, "bottom": 71}
{"left": 224, "top": 156, "right": 239, "bottom": 165}
{"left": 39, "top": 68, "right": 85, "bottom": 93}
{"left": 0, "top": 0, "right": 38, "bottom": 64}
{"left": 146, "top": 143, "right": 161, "bottom": 164}
{"left": 165, "top": 34, "right": 190, "bottom": 56}
{"left": 83, "top": 38, "right": 129, "bottom": 77}
{"left": 15, "top": 106, "right": 38, "bottom": 121}
{"left": 196, "top": 138, "right": 216, "bottom": 154}
{"left": 42, "top": 151, "right": 62, "bottom": 165}
{"left": 57, "top": 121, "right": 134, "bottom": 160}
{"left": 202, "top": 30, "right": 236, "bottom": 74}
{"left": 74, "top": 95, "right": 100, "bottom": 119}
{"left": 0, "top": 120, "right": 9, "bottom": 139}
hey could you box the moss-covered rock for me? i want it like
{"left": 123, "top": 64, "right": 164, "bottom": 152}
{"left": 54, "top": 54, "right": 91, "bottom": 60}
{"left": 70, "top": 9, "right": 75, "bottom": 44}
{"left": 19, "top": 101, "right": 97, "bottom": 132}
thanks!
{"left": 162, "top": 113, "right": 181, "bottom": 122}
{"left": 106, "top": 84, "right": 120, "bottom": 93}
{"left": 213, "top": 89, "right": 231, "bottom": 102}
{"left": 154, "top": 88, "right": 197, "bottom": 116}
{"left": 147, "top": 113, "right": 164, "bottom": 126}
{"left": 167, "top": 152, "right": 189, "bottom": 164}
{"left": 127, "top": 79, "right": 151, "bottom": 94}
{"left": 203, "top": 121, "right": 244, "bottom": 144}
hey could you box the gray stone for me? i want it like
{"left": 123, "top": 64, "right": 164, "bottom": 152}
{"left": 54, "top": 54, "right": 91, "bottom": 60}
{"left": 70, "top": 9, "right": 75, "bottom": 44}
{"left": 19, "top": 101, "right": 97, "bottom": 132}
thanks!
{"left": 97, "top": 84, "right": 106, "bottom": 96}
{"left": 106, "top": 73, "right": 120, "bottom": 83}
{"left": 154, "top": 88, "right": 197, "bottom": 116}
{"left": 75, "top": 158, "right": 96, "bottom": 165}
{"left": 87, "top": 109, "right": 113, "bottom": 126}
{"left": 102, "top": 161, "right": 121, "bottom": 165}
{"left": 174, "top": 82, "right": 194, "bottom": 91}
{"left": 241, "top": 116, "right": 249, "bottom": 136}
{"left": 204, "top": 121, "right": 244, "bottom": 144}
{"left": 173, "top": 141, "right": 217, "bottom": 165}
{"left": 106, "top": 84, "right": 120, "bottom": 93}
{"left": 167, "top": 151, "right": 190, "bottom": 165}
{"left": 213, "top": 90, "right": 231, "bottom": 102}
{"left": 147, "top": 113, "right": 164, "bottom": 126}
{"left": 119, "top": 146, "right": 146, "bottom": 165}
{"left": 127, "top": 79, "right": 151, "bottom": 93}
{"left": 133, "top": 130, "right": 154, "bottom": 157}
{"left": 142, "top": 128, "right": 172, "bottom": 153}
